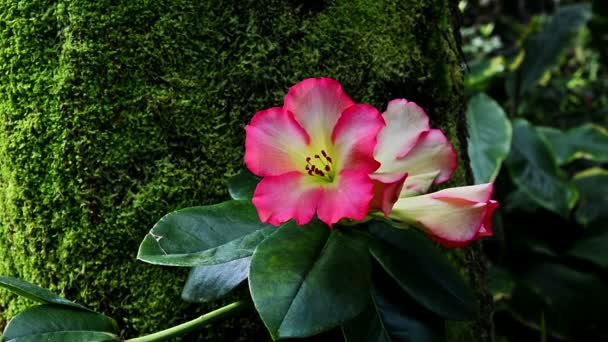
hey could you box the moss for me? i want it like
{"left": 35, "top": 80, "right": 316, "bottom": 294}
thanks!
{"left": 0, "top": 0, "right": 471, "bottom": 338}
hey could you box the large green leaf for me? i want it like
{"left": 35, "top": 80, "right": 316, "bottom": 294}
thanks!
{"left": 568, "top": 231, "right": 608, "bottom": 269}
{"left": 516, "top": 4, "right": 592, "bottom": 97}
{"left": 181, "top": 258, "right": 251, "bottom": 303}
{"left": 539, "top": 124, "right": 608, "bottom": 165}
{"left": 249, "top": 221, "right": 371, "bottom": 340}
{"left": 137, "top": 200, "right": 274, "bottom": 266}
{"left": 520, "top": 262, "right": 608, "bottom": 326}
{"left": 572, "top": 168, "right": 608, "bottom": 227}
{"left": 2, "top": 305, "right": 119, "bottom": 342}
{"left": 228, "top": 169, "right": 260, "bottom": 200}
{"left": 368, "top": 221, "right": 478, "bottom": 321}
{"left": 466, "top": 93, "right": 512, "bottom": 183}
{"left": 342, "top": 267, "right": 444, "bottom": 342}
{"left": 0, "top": 276, "right": 90, "bottom": 312}
{"left": 505, "top": 119, "right": 578, "bottom": 215}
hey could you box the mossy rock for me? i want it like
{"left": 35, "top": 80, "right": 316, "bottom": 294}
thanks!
{"left": 0, "top": 0, "right": 470, "bottom": 339}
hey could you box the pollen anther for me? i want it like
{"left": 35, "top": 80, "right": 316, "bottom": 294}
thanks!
{"left": 305, "top": 150, "right": 334, "bottom": 180}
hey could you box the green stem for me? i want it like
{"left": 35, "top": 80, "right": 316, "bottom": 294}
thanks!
{"left": 125, "top": 300, "right": 250, "bottom": 342}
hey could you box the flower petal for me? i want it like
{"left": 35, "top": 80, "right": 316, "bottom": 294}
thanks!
{"left": 252, "top": 172, "right": 321, "bottom": 226}
{"left": 430, "top": 183, "right": 494, "bottom": 203}
{"left": 284, "top": 78, "right": 354, "bottom": 147}
{"left": 370, "top": 173, "right": 408, "bottom": 216}
{"left": 316, "top": 171, "right": 374, "bottom": 226}
{"left": 399, "top": 171, "right": 440, "bottom": 198}
{"left": 332, "top": 104, "right": 385, "bottom": 174}
{"left": 389, "top": 184, "right": 496, "bottom": 247}
{"left": 395, "top": 129, "right": 458, "bottom": 195}
{"left": 374, "top": 99, "right": 430, "bottom": 167}
{"left": 245, "top": 107, "right": 310, "bottom": 177}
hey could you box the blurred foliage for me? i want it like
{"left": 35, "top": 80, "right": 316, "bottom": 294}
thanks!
{"left": 461, "top": 1, "right": 608, "bottom": 341}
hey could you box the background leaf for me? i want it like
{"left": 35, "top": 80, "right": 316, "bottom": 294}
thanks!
{"left": 0, "top": 276, "right": 90, "bottom": 312}
{"left": 572, "top": 168, "right": 608, "bottom": 227}
{"left": 249, "top": 221, "right": 371, "bottom": 340}
{"left": 228, "top": 169, "right": 260, "bottom": 200}
{"left": 506, "top": 119, "right": 578, "bottom": 215}
{"left": 2, "top": 305, "right": 119, "bottom": 342}
{"left": 539, "top": 124, "right": 608, "bottom": 165}
{"left": 466, "top": 93, "right": 512, "bottom": 183}
{"left": 181, "top": 258, "right": 251, "bottom": 303}
{"left": 342, "top": 266, "right": 445, "bottom": 342}
{"left": 368, "top": 221, "right": 478, "bottom": 320}
{"left": 137, "top": 200, "right": 273, "bottom": 266}
{"left": 516, "top": 4, "right": 592, "bottom": 97}
{"left": 568, "top": 231, "right": 608, "bottom": 269}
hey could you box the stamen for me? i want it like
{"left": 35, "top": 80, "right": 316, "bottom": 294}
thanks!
{"left": 304, "top": 150, "right": 334, "bottom": 180}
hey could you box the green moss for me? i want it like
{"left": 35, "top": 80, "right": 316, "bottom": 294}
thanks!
{"left": 0, "top": 0, "right": 468, "bottom": 338}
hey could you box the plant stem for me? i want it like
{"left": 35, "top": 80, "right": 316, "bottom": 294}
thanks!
{"left": 124, "top": 300, "right": 250, "bottom": 342}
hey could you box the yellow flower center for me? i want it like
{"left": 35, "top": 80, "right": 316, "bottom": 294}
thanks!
{"left": 305, "top": 150, "right": 335, "bottom": 182}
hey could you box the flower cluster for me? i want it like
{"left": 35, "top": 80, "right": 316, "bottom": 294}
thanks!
{"left": 245, "top": 78, "right": 497, "bottom": 247}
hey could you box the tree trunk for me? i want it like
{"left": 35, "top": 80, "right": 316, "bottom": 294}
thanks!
{"left": 0, "top": 0, "right": 491, "bottom": 339}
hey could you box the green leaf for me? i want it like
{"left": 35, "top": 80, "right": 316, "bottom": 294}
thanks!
{"left": 572, "top": 168, "right": 608, "bottom": 227}
{"left": 568, "top": 231, "right": 608, "bottom": 269}
{"left": 137, "top": 200, "right": 274, "bottom": 266}
{"left": 521, "top": 262, "right": 608, "bottom": 324}
{"left": 2, "top": 305, "right": 119, "bottom": 342}
{"left": 505, "top": 119, "right": 578, "bottom": 216}
{"left": 368, "top": 221, "right": 478, "bottom": 321}
{"left": 249, "top": 221, "right": 371, "bottom": 340}
{"left": 488, "top": 265, "right": 515, "bottom": 301}
{"left": 517, "top": 4, "right": 592, "bottom": 96}
{"left": 539, "top": 124, "right": 608, "bottom": 165}
{"left": 228, "top": 169, "right": 260, "bottom": 200}
{"left": 0, "top": 276, "right": 90, "bottom": 312}
{"left": 466, "top": 93, "right": 512, "bottom": 183}
{"left": 342, "top": 267, "right": 445, "bottom": 342}
{"left": 464, "top": 56, "right": 506, "bottom": 92}
{"left": 181, "top": 258, "right": 251, "bottom": 303}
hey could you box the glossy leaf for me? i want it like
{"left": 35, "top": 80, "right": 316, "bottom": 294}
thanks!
{"left": 506, "top": 119, "right": 578, "bottom": 216}
{"left": 228, "top": 169, "right": 260, "bottom": 200}
{"left": 0, "top": 276, "right": 90, "bottom": 311}
{"left": 3, "top": 305, "right": 119, "bottom": 342}
{"left": 181, "top": 258, "right": 251, "bottom": 303}
{"left": 488, "top": 265, "right": 515, "bottom": 301}
{"left": 521, "top": 262, "right": 608, "bottom": 325}
{"left": 342, "top": 267, "right": 444, "bottom": 342}
{"left": 368, "top": 221, "right": 478, "bottom": 320}
{"left": 572, "top": 168, "right": 608, "bottom": 227}
{"left": 138, "top": 200, "right": 274, "bottom": 266}
{"left": 466, "top": 93, "right": 512, "bottom": 183}
{"left": 516, "top": 4, "right": 592, "bottom": 96}
{"left": 568, "top": 231, "right": 608, "bottom": 269}
{"left": 249, "top": 221, "right": 371, "bottom": 340}
{"left": 539, "top": 124, "right": 608, "bottom": 165}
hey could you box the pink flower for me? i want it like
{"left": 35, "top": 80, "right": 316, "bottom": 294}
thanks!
{"left": 388, "top": 183, "right": 498, "bottom": 247}
{"left": 245, "top": 78, "right": 385, "bottom": 226}
{"left": 370, "top": 99, "right": 458, "bottom": 215}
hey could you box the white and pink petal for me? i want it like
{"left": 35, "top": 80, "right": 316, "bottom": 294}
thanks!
{"left": 252, "top": 172, "right": 322, "bottom": 226}
{"left": 316, "top": 171, "right": 375, "bottom": 227}
{"left": 332, "top": 104, "right": 385, "bottom": 174}
{"left": 245, "top": 107, "right": 310, "bottom": 177}
{"left": 388, "top": 184, "right": 497, "bottom": 247}
{"left": 374, "top": 99, "right": 430, "bottom": 168}
{"left": 284, "top": 77, "right": 354, "bottom": 148}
